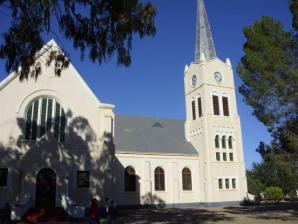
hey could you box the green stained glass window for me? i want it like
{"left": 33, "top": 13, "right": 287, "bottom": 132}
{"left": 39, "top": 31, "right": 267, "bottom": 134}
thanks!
{"left": 77, "top": 171, "right": 90, "bottom": 188}
{"left": 25, "top": 97, "right": 66, "bottom": 142}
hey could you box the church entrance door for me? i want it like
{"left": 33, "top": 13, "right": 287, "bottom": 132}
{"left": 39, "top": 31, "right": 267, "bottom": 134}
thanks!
{"left": 35, "top": 168, "right": 56, "bottom": 208}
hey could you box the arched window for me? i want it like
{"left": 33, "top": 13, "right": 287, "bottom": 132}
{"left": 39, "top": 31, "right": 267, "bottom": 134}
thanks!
{"left": 228, "top": 136, "right": 233, "bottom": 149}
{"left": 25, "top": 97, "right": 66, "bottom": 142}
{"left": 215, "top": 135, "right": 220, "bottom": 148}
{"left": 197, "top": 97, "right": 202, "bottom": 117}
{"left": 222, "top": 96, "right": 229, "bottom": 116}
{"left": 222, "top": 136, "right": 226, "bottom": 149}
{"left": 182, "top": 167, "right": 192, "bottom": 191}
{"left": 212, "top": 95, "right": 220, "bottom": 115}
{"left": 154, "top": 167, "right": 165, "bottom": 191}
{"left": 124, "top": 166, "right": 136, "bottom": 192}
{"left": 191, "top": 100, "right": 196, "bottom": 120}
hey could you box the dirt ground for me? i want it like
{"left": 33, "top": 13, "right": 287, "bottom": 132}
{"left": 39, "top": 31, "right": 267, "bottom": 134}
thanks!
{"left": 36, "top": 202, "right": 298, "bottom": 224}
{"left": 112, "top": 202, "right": 298, "bottom": 224}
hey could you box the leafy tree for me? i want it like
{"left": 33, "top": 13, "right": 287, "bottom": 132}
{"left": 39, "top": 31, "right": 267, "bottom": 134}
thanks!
{"left": 246, "top": 170, "right": 265, "bottom": 195}
{"left": 248, "top": 157, "right": 298, "bottom": 195}
{"left": 237, "top": 0, "right": 298, "bottom": 160}
{"left": 0, "top": 0, "right": 156, "bottom": 80}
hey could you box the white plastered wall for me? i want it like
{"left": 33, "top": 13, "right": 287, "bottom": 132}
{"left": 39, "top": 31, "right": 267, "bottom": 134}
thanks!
{"left": 184, "top": 58, "right": 248, "bottom": 203}
{"left": 112, "top": 153, "right": 200, "bottom": 206}
{"left": 0, "top": 40, "right": 115, "bottom": 207}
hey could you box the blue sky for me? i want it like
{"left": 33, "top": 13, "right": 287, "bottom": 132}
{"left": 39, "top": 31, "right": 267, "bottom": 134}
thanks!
{"left": 0, "top": 0, "right": 292, "bottom": 168}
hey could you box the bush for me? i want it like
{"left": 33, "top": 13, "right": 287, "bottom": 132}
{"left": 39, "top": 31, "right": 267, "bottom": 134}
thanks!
{"left": 264, "top": 186, "right": 284, "bottom": 202}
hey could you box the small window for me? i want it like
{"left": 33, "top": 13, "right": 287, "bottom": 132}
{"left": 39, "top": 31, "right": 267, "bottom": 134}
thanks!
{"left": 222, "top": 97, "right": 230, "bottom": 116}
{"left": 216, "top": 152, "right": 220, "bottom": 161}
{"left": 228, "top": 136, "right": 233, "bottom": 149}
{"left": 198, "top": 97, "right": 202, "bottom": 117}
{"left": 218, "top": 179, "right": 223, "bottom": 189}
{"left": 0, "top": 168, "right": 8, "bottom": 187}
{"left": 215, "top": 135, "right": 220, "bottom": 148}
{"left": 77, "top": 171, "right": 90, "bottom": 188}
{"left": 213, "top": 95, "right": 220, "bottom": 115}
{"left": 223, "top": 153, "right": 227, "bottom": 161}
{"left": 232, "top": 179, "right": 236, "bottom": 189}
{"left": 182, "top": 168, "right": 192, "bottom": 191}
{"left": 125, "top": 166, "right": 136, "bottom": 192}
{"left": 225, "top": 179, "right": 230, "bottom": 189}
{"left": 154, "top": 167, "right": 165, "bottom": 191}
{"left": 222, "top": 136, "right": 226, "bottom": 149}
{"left": 192, "top": 100, "right": 196, "bottom": 120}
{"left": 229, "top": 153, "right": 234, "bottom": 161}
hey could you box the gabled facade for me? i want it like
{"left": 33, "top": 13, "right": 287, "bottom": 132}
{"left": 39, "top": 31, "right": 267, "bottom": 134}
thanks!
{"left": 0, "top": 40, "right": 115, "bottom": 211}
{"left": 0, "top": 0, "right": 247, "bottom": 217}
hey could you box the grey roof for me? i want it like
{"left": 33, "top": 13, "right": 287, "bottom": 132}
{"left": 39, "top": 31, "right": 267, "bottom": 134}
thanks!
{"left": 114, "top": 115, "right": 198, "bottom": 155}
{"left": 195, "top": 0, "right": 217, "bottom": 62}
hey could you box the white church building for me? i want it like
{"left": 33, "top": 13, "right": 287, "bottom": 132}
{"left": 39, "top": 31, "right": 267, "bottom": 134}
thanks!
{"left": 0, "top": 0, "right": 247, "bottom": 217}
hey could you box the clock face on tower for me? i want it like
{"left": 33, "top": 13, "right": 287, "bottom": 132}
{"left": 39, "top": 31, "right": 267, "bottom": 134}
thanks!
{"left": 192, "top": 75, "right": 197, "bottom": 87}
{"left": 214, "top": 72, "right": 223, "bottom": 83}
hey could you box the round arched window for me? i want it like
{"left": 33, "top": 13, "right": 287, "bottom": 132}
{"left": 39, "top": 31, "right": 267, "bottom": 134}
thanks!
{"left": 124, "top": 166, "right": 136, "bottom": 192}
{"left": 182, "top": 167, "right": 192, "bottom": 191}
{"left": 154, "top": 167, "right": 165, "bottom": 191}
{"left": 25, "top": 97, "right": 66, "bottom": 142}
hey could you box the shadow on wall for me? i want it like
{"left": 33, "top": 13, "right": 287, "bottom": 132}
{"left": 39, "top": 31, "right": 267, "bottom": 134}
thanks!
{"left": 0, "top": 109, "right": 114, "bottom": 208}
{"left": 111, "top": 157, "right": 166, "bottom": 208}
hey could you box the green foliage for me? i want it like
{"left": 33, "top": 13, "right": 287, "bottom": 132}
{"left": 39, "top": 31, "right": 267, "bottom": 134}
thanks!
{"left": 248, "top": 157, "right": 298, "bottom": 195}
{"left": 264, "top": 186, "right": 284, "bottom": 202}
{"left": 0, "top": 0, "right": 157, "bottom": 80}
{"left": 247, "top": 171, "right": 265, "bottom": 195}
{"left": 237, "top": 16, "right": 297, "bottom": 133}
{"left": 237, "top": 0, "right": 298, "bottom": 168}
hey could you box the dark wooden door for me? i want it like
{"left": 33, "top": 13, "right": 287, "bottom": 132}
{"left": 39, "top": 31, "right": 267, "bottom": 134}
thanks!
{"left": 36, "top": 168, "right": 56, "bottom": 208}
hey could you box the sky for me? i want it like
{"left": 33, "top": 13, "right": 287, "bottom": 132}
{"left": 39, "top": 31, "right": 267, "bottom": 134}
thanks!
{"left": 0, "top": 0, "right": 293, "bottom": 169}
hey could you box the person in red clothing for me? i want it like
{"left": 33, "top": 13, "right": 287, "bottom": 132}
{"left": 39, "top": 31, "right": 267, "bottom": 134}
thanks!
{"left": 89, "top": 198, "right": 99, "bottom": 224}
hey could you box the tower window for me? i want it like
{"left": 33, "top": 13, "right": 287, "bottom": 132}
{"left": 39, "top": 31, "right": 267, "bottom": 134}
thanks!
{"left": 232, "top": 179, "right": 236, "bottom": 189}
{"left": 182, "top": 168, "right": 192, "bottom": 191}
{"left": 218, "top": 179, "right": 223, "bottom": 189}
{"left": 215, "top": 135, "right": 220, "bottom": 148}
{"left": 154, "top": 167, "right": 165, "bottom": 191}
{"left": 222, "top": 97, "right": 230, "bottom": 116}
{"left": 222, "top": 136, "right": 226, "bottom": 149}
{"left": 216, "top": 152, "right": 220, "bottom": 161}
{"left": 0, "top": 168, "right": 8, "bottom": 187}
{"left": 225, "top": 179, "right": 230, "bottom": 189}
{"left": 125, "top": 166, "right": 136, "bottom": 192}
{"left": 228, "top": 136, "right": 233, "bottom": 149}
{"left": 192, "top": 100, "right": 196, "bottom": 120}
{"left": 229, "top": 153, "right": 234, "bottom": 161}
{"left": 212, "top": 95, "right": 220, "bottom": 115}
{"left": 223, "top": 153, "right": 227, "bottom": 161}
{"left": 25, "top": 97, "right": 66, "bottom": 142}
{"left": 197, "top": 97, "right": 202, "bottom": 117}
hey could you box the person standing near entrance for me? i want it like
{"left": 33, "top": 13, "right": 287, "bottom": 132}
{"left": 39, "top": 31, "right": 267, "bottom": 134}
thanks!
{"left": 89, "top": 198, "right": 100, "bottom": 224}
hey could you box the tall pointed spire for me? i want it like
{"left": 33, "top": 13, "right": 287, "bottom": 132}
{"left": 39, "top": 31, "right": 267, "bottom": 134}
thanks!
{"left": 195, "top": 0, "right": 217, "bottom": 62}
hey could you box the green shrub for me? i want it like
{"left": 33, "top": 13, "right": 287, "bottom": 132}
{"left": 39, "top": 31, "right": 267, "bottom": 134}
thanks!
{"left": 264, "top": 186, "right": 284, "bottom": 202}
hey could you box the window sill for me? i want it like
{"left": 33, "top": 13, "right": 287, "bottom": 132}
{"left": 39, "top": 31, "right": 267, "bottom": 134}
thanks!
{"left": 219, "top": 189, "right": 238, "bottom": 192}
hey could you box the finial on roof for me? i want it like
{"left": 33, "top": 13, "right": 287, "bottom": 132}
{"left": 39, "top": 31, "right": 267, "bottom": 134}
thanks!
{"left": 226, "top": 58, "right": 232, "bottom": 67}
{"left": 195, "top": 0, "right": 217, "bottom": 62}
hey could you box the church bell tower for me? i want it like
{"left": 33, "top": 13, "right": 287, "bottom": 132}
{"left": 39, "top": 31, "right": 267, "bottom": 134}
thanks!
{"left": 184, "top": 0, "right": 247, "bottom": 204}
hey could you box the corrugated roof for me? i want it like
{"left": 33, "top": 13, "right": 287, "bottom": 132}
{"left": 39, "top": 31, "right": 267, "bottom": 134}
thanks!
{"left": 114, "top": 115, "right": 198, "bottom": 155}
